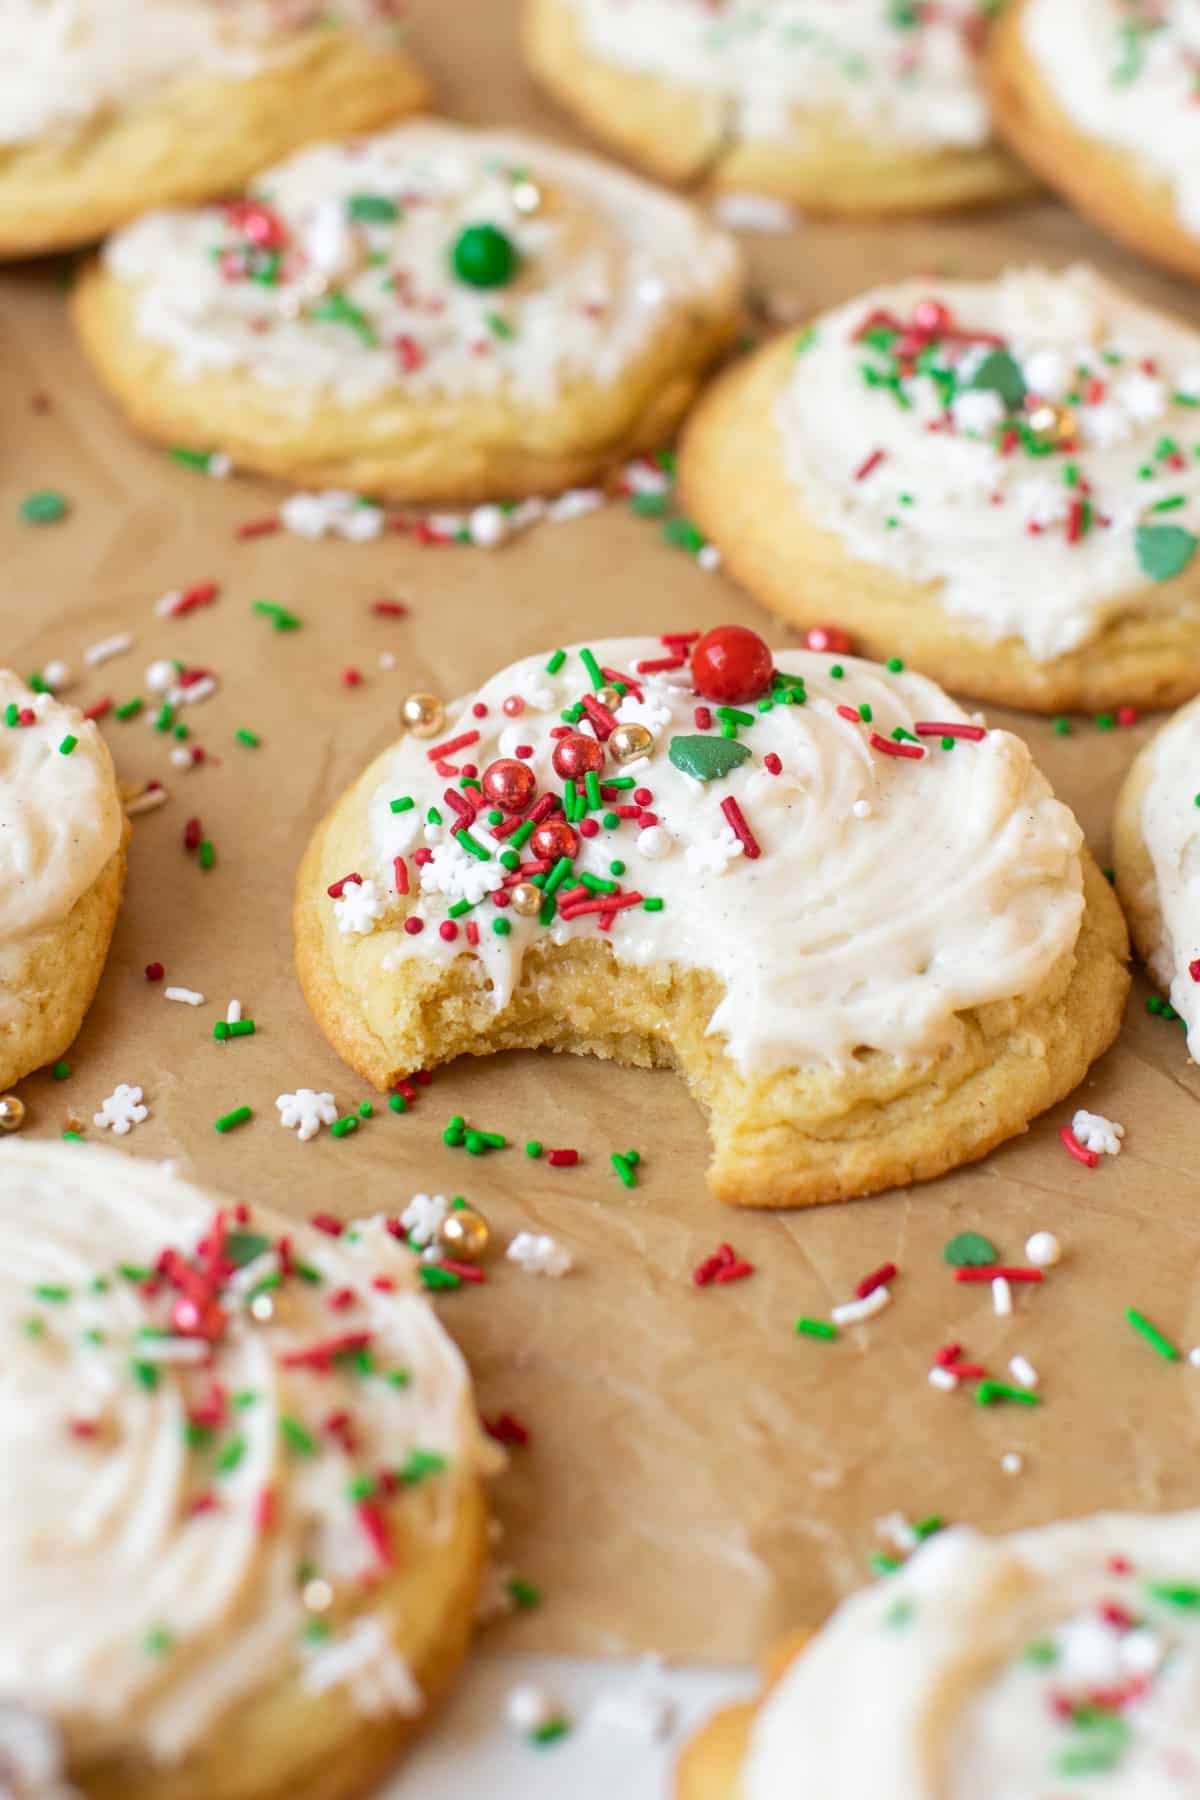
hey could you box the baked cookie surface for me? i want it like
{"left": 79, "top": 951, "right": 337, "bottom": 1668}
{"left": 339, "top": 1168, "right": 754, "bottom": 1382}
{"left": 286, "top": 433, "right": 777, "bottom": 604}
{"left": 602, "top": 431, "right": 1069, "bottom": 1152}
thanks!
{"left": 679, "top": 1509, "right": 1200, "bottom": 1798}
{"left": 73, "top": 119, "right": 742, "bottom": 504}
{"left": 295, "top": 631, "right": 1128, "bottom": 1209}
{"left": 0, "top": 670, "right": 127, "bottom": 1091}
{"left": 0, "top": 1139, "right": 492, "bottom": 1800}
{"left": 525, "top": 0, "right": 1032, "bottom": 213}
{"left": 990, "top": 0, "right": 1200, "bottom": 281}
{"left": 0, "top": 1, "right": 430, "bottom": 260}
{"left": 681, "top": 265, "right": 1200, "bottom": 713}
{"left": 1114, "top": 694, "right": 1200, "bottom": 1055}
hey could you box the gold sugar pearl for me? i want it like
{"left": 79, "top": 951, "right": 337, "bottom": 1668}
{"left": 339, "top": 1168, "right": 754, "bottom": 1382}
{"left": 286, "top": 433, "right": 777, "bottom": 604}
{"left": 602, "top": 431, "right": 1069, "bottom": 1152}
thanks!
{"left": 0, "top": 1094, "right": 25, "bottom": 1133}
{"left": 509, "top": 881, "right": 543, "bottom": 918}
{"left": 437, "top": 1206, "right": 490, "bottom": 1263}
{"left": 401, "top": 692, "right": 446, "bottom": 738}
{"left": 609, "top": 722, "right": 654, "bottom": 764}
{"left": 1028, "top": 402, "right": 1076, "bottom": 445}
{"left": 594, "top": 685, "right": 623, "bottom": 712}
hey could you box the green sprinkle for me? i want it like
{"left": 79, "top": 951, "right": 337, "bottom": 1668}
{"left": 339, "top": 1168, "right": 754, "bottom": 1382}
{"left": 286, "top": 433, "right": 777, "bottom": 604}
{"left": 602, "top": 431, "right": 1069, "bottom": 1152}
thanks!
{"left": 715, "top": 706, "right": 755, "bottom": 727}
{"left": 507, "top": 1577, "right": 542, "bottom": 1611}
{"left": 252, "top": 599, "right": 302, "bottom": 632}
{"left": 215, "top": 1435, "right": 246, "bottom": 1474}
{"left": 144, "top": 1625, "right": 174, "bottom": 1656}
{"left": 662, "top": 516, "right": 705, "bottom": 554}
{"left": 169, "top": 446, "right": 213, "bottom": 470}
{"left": 530, "top": 1719, "right": 571, "bottom": 1747}
{"left": 492, "top": 917, "right": 511, "bottom": 936}
{"left": 1022, "top": 1638, "right": 1058, "bottom": 1666}
{"left": 58, "top": 734, "right": 78, "bottom": 756}
{"left": 390, "top": 795, "right": 415, "bottom": 813}
{"left": 868, "top": 1552, "right": 901, "bottom": 1577}
{"left": 214, "top": 1105, "right": 252, "bottom": 1134}
{"left": 33, "top": 1283, "right": 70, "bottom": 1304}
{"left": 214, "top": 1021, "right": 230, "bottom": 1042}
{"left": 884, "top": 1597, "right": 916, "bottom": 1628}
{"left": 795, "top": 1317, "right": 838, "bottom": 1341}
{"left": 580, "top": 647, "right": 604, "bottom": 690}
{"left": 358, "top": 1100, "right": 372, "bottom": 1118}
{"left": 228, "top": 1019, "right": 255, "bottom": 1039}
{"left": 628, "top": 491, "right": 668, "bottom": 517}
{"left": 976, "top": 1381, "right": 1042, "bottom": 1407}
{"left": 310, "top": 290, "right": 377, "bottom": 346}
{"left": 131, "top": 1360, "right": 159, "bottom": 1391}
{"left": 545, "top": 649, "right": 566, "bottom": 675}
{"left": 1126, "top": 1306, "right": 1181, "bottom": 1361}
{"left": 1147, "top": 1581, "right": 1200, "bottom": 1609}
{"left": 235, "top": 728, "right": 261, "bottom": 748}
{"left": 330, "top": 1115, "right": 358, "bottom": 1139}
{"left": 419, "top": 1265, "right": 461, "bottom": 1292}
{"left": 1095, "top": 712, "right": 1116, "bottom": 732}
{"left": 198, "top": 839, "right": 215, "bottom": 871}
{"left": 185, "top": 1420, "right": 213, "bottom": 1449}
{"left": 584, "top": 770, "right": 602, "bottom": 811}
{"left": 830, "top": 664, "right": 844, "bottom": 679}
{"left": 51, "top": 1060, "right": 70, "bottom": 1081}
{"left": 610, "top": 1151, "right": 637, "bottom": 1189}
{"left": 526, "top": 1140, "right": 543, "bottom": 1158}
{"left": 485, "top": 310, "right": 514, "bottom": 340}
{"left": 114, "top": 697, "right": 143, "bottom": 721}
{"left": 1052, "top": 716, "right": 1072, "bottom": 736}
{"left": 389, "top": 1093, "right": 407, "bottom": 1114}
{"left": 886, "top": 656, "right": 904, "bottom": 673}
{"left": 4, "top": 703, "right": 18, "bottom": 726}
{"left": 153, "top": 703, "right": 174, "bottom": 733}
{"left": 347, "top": 192, "right": 400, "bottom": 222}
{"left": 1151, "top": 494, "right": 1187, "bottom": 513}
{"left": 454, "top": 828, "right": 491, "bottom": 862}
{"left": 942, "top": 1230, "right": 999, "bottom": 1268}
{"left": 20, "top": 489, "right": 68, "bottom": 525}
{"left": 642, "top": 896, "right": 664, "bottom": 913}
{"left": 399, "top": 1447, "right": 447, "bottom": 1484}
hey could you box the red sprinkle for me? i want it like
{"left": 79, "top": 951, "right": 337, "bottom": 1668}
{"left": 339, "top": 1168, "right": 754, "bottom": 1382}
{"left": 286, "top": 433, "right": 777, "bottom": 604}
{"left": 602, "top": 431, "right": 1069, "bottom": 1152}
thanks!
{"left": 326, "top": 872, "right": 362, "bottom": 899}
{"left": 370, "top": 599, "right": 409, "bottom": 618}
{"left": 184, "top": 817, "right": 203, "bottom": 852}
{"left": 854, "top": 448, "right": 886, "bottom": 482}
{"left": 82, "top": 696, "right": 113, "bottom": 721}
{"left": 426, "top": 730, "right": 479, "bottom": 762}
{"left": 403, "top": 917, "right": 425, "bottom": 936}
{"left": 254, "top": 1485, "right": 276, "bottom": 1532}
{"left": 309, "top": 1214, "right": 345, "bottom": 1238}
{"left": 547, "top": 1148, "right": 579, "bottom": 1167}
{"left": 934, "top": 1342, "right": 963, "bottom": 1367}
{"left": 713, "top": 1259, "right": 755, "bottom": 1284}
{"left": 954, "top": 1267, "right": 1045, "bottom": 1284}
{"left": 341, "top": 667, "right": 363, "bottom": 688}
{"left": 870, "top": 732, "right": 925, "bottom": 760}
{"left": 356, "top": 1498, "right": 394, "bottom": 1570}
{"left": 719, "top": 796, "right": 761, "bottom": 860}
{"left": 235, "top": 516, "right": 280, "bottom": 540}
{"left": 281, "top": 1330, "right": 371, "bottom": 1370}
{"left": 393, "top": 856, "right": 409, "bottom": 896}
{"left": 636, "top": 654, "right": 687, "bottom": 674}
{"left": 763, "top": 752, "right": 782, "bottom": 775}
{"left": 483, "top": 1412, "right": 530, "bottom": 1446}
{"left": 437, "top": 1258, "right": 486, "bottom": 1283}
{"left": 694, "top": 706, "right": 713, "bottom": 730}
{"left": 855, "top": 1262, "right": 896, "bottom": 1300}
{"left": 1059, "top": 1125, "right": 1100, "bottom": 1169}
{"left": 913, "top": 721, "right": 987, "bottom": 741}
{"left": 145, "top": 961, "right": 165, "bottom": 982}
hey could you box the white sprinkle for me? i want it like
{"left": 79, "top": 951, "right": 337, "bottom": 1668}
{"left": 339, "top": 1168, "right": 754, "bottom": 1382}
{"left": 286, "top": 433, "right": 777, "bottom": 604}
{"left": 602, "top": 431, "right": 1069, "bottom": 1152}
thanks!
{"left": 1121, "top": 1629, "right": 1165, "bottom": 1675}
{"left": 928, "top": 1367, "right": 958, "bottom": 1392}
{"left": 171, "top": 674, "right": 217, "bottom": 707}
{"left": 1071, "top": 1109, "right": 1124, "bottom": 1156}
{"left": 622, "top": 460, "right": 670, "bottom": 497}
{"left": 145, "top": 659, "right": 176, "bottom": 692}
{"left": 1024, "top": 1230, "right": 1061, "bottom": 1267}
{"left": 697, "top": 543, "right": 722, "bottom": 572}
{"left": 226, "top": 999, "right": 242, "bottom": 1024}
{"left": 41, "top": 659, "right": 70, "bottom": 690}
{"left": 852, "top": 799, "right": 873, "bottom": 819}
{"left": 378, "top": 651, "right": 396, "bottom": 671}
{"left": 1009, "top": 1354, "right": 1039, "bottom": 1390}
{"left": 1001, "top": 1452, "right": 1024, "bottom": 1476}
{"left": 505, "top": 1684, "right": 559, "bottom": 1734}
{"left": 125, "top": 786, "right": 168, "bottom": 816}
{"left": 154, "top": 590, "right": 183, "bottom": 617}
{"left": 507, "top": 1231, "right": 572, "bottom": 1277}
{"left": 164, "top": 986, "right": 204, "bottom": 1006}
{"left": 84, "top": 632, "right": 133, "bottom": 667}
{"left": 1188, "top": 1346, "right": 1200, "bottom": 1368}
{"left": 992, "top": 1275, "right": 1013, "bottom": 1318}
{"left": 169, "top": 747, "right": 194, "bottom": 770}
{"left": 468, "top": 504, "right": 509, "bottom": 548}
{"left": 831, "top": 1286, "right": 891, "bottom": 1327}
{"left": 712, "top": 191, "right": 797, "bottom": 233}
{"left": 208, "top": 452, "right": 233, "bottom": 480}
{"left": 133, "top": 1334, "right": 210, "bottom": 1364}
{"left": 545, "top": 487, "right": 605, "bottom": 524}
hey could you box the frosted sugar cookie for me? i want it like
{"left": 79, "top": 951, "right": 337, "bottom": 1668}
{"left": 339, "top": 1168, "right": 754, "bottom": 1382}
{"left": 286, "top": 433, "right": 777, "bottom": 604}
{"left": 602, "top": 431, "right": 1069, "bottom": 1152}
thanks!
{"left": 72, "top": 120, "right": 742, "bottom": 503}
{"left": 991, "top": 0, "right": 1200, "bottom": 282}
{"left": 1115, "top": 694, "right": 1200, "bottom": 1053}
{"left": 0, "top": 2, "right": 430, "bottom": 261}
{"left": 294, "top": 629, "right": 1128, "bottom": 1210}
{"left": 0, "top": 1139, "right": 493, "bottom": 1800}
{"left": 680, "top": 1509, "right": 1200, "bottom": 1798}
{"left": 0, "top": 671, "right": 126, "bottom": 1091}
{"left": 524, "top": 0, "right": 1032, "bottom": 213}
{"left": 680, "top": 265, "right": 1200, "bottom": 714}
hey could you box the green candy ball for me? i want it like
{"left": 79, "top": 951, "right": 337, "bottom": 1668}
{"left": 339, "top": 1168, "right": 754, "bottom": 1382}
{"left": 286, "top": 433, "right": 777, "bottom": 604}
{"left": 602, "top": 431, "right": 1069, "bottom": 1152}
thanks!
{"left": 451, "top": 223, "right": 520, "bottom": 289}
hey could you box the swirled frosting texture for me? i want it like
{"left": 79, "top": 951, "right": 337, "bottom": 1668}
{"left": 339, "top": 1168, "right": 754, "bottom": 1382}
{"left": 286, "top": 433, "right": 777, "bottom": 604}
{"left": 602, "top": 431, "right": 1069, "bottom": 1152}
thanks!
{"left": 563, "top": 0, "right": 995, "bottom": 150}
{"left": 1134, "top": 695, "right": 1200, "bottom": 1056}
{"left": 1025, "top": 0, "right": 1200, "bottom": 236}
{"left": 102, "top": 122, "right": 741, "bottom": 410}
{"left": 774, "top": 266, "right": 1200, "bottom": 659}
{"left": 0, "top": 671, "right": 122, "bottom": 945}
{"left": 745, "top": 1512, "right": 1200, "bottom": 1798}
{"left": 0, "top": 0, "right": 404, "bottom": 146}
{"left": 355, "top": 638, "right": 1084, "bottom": 1074}
{"left": 0, "top": 1141, "right": 487, "bottom": 1764}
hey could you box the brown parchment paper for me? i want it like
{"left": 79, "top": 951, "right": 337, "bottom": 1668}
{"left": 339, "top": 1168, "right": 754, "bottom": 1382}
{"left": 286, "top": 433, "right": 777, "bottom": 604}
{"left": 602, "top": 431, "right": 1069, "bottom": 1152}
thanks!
{"left": 5, "top": 0, "right": 1200, "bottom": 1669}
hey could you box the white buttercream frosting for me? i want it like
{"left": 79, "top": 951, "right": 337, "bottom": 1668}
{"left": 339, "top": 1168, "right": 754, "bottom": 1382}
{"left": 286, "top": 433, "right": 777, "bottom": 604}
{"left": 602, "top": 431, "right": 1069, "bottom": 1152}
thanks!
{"left": 562, "top": 0, "right": 996, "bottom": 150}
{"left": 0, "top": 670, "right": 122, "bottom": 945}
{"left": 0, "top": 1, "right": 405, "bottom": 148}
{"left": 773, "top": 266, "right": 1200, "bottom": 659}
{"left": 101, "top": 121, "right": 741, "bottom": 413}
{"left": 1132, "top": 694, "right": 1200, "bottom": 1055}
{"left": 1024, "top": 0, "right": 1200, "bottom": 236}
{"left": 346, "top": 636, "right": 1085, "bottom": 1076}
{"left": 745, "top": 1511, "right": 1200, "bottom": 1798}
{"left": 0, "top": 1141, "right": 489, "bottom": 1765}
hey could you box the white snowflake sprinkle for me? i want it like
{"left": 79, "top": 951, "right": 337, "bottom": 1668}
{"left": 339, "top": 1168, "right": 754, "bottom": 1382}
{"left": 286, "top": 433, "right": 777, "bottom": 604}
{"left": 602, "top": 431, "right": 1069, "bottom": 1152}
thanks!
{"left": 951, "top": 389, "right": 1005, "bottom": 436}
{"left": 1071, "top": 1109, "right": 1124, "bottom": 1156}
{"left": 276, "top": 1090, "right": 338, "bottom": 1142}
{"left": 94, "top": 1084, "right": 148, "bottom": 1136}
{"left": 400, "top": 1192, "right": 450, "bottom": 1246}
{"left": 507, "top": 1231, "right": 572, "bottom": 1277}
{"left": 419, "top": 841, "right": 504, "bottom": 907}
{"left": 1021, "top": 348, "right": 1069, "bottom": 401}
{"left": 1114, "top": 371, "right": 1166, "bottom": 424}
{"left": 334, "top": 877, "right": 386, "bottom": 936}
{"left": 685, "top": 822, "right": 744, "bottom": 876}
{"left": 280, "top": 490, "right": 384, "bottom": 542}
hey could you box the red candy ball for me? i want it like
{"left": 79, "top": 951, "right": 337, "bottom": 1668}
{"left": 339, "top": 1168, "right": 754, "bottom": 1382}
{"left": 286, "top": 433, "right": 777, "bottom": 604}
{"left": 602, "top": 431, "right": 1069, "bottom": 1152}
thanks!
{"left": 552, "top": 732, "right": 605, "bottom": 779}
{"left": 480, "top": 758, "right": 536, "bottom": 815}
{"left": 690, "top": 625, "right": 774, "bottom": 704}
{"left": 804, "top": 623, "right": 854, "bottom": 655}
{"left": 913, "top": 298, "right": 952, "bottom": 336}
{"left": 530, "top": 820, "right": 580, "bottom": 862}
